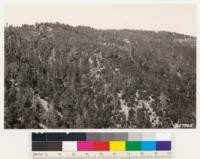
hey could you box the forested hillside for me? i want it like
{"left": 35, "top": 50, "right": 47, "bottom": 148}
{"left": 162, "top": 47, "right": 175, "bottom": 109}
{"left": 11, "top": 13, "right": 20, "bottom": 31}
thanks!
{"left": 5, "top": 23, "right": 196, "bottom": 128}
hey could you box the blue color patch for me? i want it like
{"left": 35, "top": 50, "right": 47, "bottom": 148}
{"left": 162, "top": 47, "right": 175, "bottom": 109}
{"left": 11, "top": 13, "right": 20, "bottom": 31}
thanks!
{"left": 141, "top": 141, "right": 156, "bottom": 151}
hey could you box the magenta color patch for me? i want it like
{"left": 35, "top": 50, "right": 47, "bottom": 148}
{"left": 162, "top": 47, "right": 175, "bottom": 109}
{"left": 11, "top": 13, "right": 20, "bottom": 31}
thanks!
{"left": 77, "top": 141, "right": 94, "bottom": 151}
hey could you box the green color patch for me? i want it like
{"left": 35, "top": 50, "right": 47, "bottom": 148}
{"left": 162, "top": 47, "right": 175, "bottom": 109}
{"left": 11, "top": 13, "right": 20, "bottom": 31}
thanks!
{"left": 126, "top": 141, "right": 141, "bottom": 151}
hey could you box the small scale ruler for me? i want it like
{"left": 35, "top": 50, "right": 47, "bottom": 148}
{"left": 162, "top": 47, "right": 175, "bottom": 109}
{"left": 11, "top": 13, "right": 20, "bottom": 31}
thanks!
{"left": 32, "top": 151, "right": 172, "bottom": 159}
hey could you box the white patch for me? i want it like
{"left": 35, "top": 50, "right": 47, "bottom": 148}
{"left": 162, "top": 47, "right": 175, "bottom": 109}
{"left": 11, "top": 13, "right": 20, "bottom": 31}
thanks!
{"left": 89, "top": 57, "right": 93, "bottom": 65}
{"left": 177, "top": 71, "right": 181, "bottom": 78}
{"left": 38, "top": 98, "right": 49, "bottom": 112}
{"left": 159, "top": 92, "right": 167, "bottom": 108}
{"left": 149, "top": 95, "right": 155, "bottom": 103}
{"left": 47, "top": 27, "right": 53, "bottom": 32}
{"left": 136, "top": 90, "right": 140, "bottom": 98}
{"left": 136, "top": 95, "right": 161, "bottom": 127}
{"left": 142, "top": 90, "right": 147, "bottom": 93}
{"left": 89, "top": 52, "right": 104, "bottom": 80}
{"left": 115, "top": 68, "right": 119, "bottom": 72}
{"left": 117, "top": 91, "right": 130, "bottom": 121}
{"left": 56, "top": 111, "right": 63, "bottom": 119}
{"left": 39, "top": 123, "right": 48, "bottom": 129}
{"left": 48, "top": 48, "right": 56, "bottom": 64}
{"left": 123, "top": 38, "right": 130, "bottom": 44}
{"left": 114, "top": 68, "right": 120, "bottom": 75}
{"left": 116, "top": 124, "right": 121, "bottom": 128}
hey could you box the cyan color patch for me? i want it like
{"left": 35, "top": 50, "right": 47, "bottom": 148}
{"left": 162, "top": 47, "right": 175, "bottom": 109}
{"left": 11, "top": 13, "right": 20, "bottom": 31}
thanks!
{"left": 141, "top": 141, "right": 156, "bottom": 151}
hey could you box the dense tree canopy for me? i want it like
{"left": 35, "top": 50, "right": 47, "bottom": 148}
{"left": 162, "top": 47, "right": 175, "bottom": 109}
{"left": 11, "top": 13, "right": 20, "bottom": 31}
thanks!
{"left": 5, "top": 23, "right": 196, "bottom": 128}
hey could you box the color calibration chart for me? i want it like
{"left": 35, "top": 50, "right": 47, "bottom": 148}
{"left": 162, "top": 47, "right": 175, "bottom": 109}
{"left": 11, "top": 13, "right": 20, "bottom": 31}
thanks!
{"left": 32, "top": 132, "right": 173, "bottom": 159}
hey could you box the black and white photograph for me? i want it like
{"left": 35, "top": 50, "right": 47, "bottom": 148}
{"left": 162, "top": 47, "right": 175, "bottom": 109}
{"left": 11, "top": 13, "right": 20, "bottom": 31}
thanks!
{"left": 4, "top": 4, "right": 196, "bottom": 129}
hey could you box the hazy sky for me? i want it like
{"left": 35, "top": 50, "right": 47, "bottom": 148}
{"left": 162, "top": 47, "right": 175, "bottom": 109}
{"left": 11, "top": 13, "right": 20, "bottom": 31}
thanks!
{"left": 5, "top": 4, "right": 196, "bottom": 36}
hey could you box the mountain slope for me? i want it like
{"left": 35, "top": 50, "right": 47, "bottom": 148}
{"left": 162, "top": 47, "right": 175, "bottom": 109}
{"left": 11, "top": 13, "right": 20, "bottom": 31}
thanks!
{"left": 5, "top": 23, "right": 196, "bottom": 128}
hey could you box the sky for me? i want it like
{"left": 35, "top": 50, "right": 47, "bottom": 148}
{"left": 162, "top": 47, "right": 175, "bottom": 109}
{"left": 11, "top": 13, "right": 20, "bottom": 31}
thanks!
{"left": 5, "top": 4, "right": 196, "bottom": 36}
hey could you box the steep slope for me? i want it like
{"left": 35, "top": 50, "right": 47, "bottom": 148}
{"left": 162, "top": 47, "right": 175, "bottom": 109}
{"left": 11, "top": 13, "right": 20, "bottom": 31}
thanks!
{"left": 5, "top": 23, "right": 196, "bottom": 128}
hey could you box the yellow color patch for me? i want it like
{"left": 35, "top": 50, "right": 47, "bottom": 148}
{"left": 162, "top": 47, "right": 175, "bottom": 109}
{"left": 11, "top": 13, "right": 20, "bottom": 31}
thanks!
{"left": 109, "top": 141, "right": 125, "bottom": 151}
